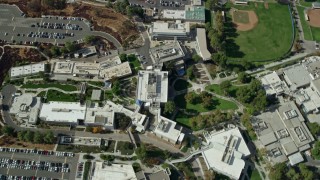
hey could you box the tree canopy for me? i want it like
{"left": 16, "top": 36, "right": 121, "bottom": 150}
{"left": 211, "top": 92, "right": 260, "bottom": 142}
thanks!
{"left": 164, "top": 101, "right": 176, "bottom": 115}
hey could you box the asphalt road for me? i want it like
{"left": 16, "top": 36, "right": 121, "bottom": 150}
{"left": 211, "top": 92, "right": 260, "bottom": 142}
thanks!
{"left": 0, "top": 151, "right": 79, "bottom": 179}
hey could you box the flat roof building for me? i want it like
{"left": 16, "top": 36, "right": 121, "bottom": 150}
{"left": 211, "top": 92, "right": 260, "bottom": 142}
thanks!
{"left": 161, "top": 6, "right": 205, "bottom": 22}
{"left": 154, "top": 115, "right": 185, "bottom": 144}
{"left": 253, "top": 101, "right": 314, "bottom": 164}
{"left": 91, "top": 90, "right": 102, "bottom": 101}
{"left": 92, "top": 162, "right": 137, "bottom": 180}
{"left": 196, "top": 28, "right": 211, "bottom": 61}
{"left": 191, "top": 0, "right": 202, "bottom": 6}
{"left": 74, "top": 46, "right": 97, "bottom": 58}
{"left": 149, "top": 21, "right": 190, "bottom": 40}
{"left": 39, "top": 102, "right": 86, "bottom": 124}
{"left": 149, "top": 41, "right": 185, "bottom": 64}
{"left": 283, "top": 64, "right": 311, "bottom": 91}
{"left": 136, "top": 70, "right": 168, "bottom": 103}
{"left": 10, "top": 63, "right": 45, "bottom": 79}
{"left": 260, "top": 71, "right": 288, "bottom": 96}
{"left": 53, "top": 56, "right": 132, "bottom": 81}
{"left": 10, "top": 94, "right": 42, "bottom": 125}
{"left": 202, "top": 126, "right": 251, "bottom": 180}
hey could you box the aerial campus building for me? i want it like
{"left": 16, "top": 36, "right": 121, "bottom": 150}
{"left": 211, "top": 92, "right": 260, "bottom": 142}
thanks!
{"left": 196, "top": 28, "right": 211, "bottom": 61}
{"left": 38, "top": 100, "right": 148, "bottom": 131}
{"left": 52, "top": 56, "right": 132, "bottom": 81}
{"left": 136, "top": 68, "right": 185, "bottom": 144}
{"left": 253, "top": 101, "right": 314, "bottom": 165}
{"left": 149, "top": 41, "right": 186, "bottom": 64}
{"left": 202, "top": 126, "right": 251, "bottom": 180}
{"left": 260, "top": 56, "right": 320, "bottom": 123}
{"left": 10, "top": 93, "right": 42, "bottom": 125}
{"left": 10, "top": 62, "right": 46, "bottom": 79}
{"left": 149, "top": 20, "right": 190, "bottom": 40}
{"left": 136, "top": 70, "right": 169, "bottom": 103}
{"left": 161, "top": 6, "right": 205, "bottom": 22}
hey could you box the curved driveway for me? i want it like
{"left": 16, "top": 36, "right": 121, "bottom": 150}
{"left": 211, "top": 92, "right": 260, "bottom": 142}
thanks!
{"left": 91, "top": 31, "right": 122, "bottom": 50}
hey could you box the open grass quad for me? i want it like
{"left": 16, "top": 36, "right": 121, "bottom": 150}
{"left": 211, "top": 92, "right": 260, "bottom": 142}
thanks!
{"left": 226, "top": 2, "right": 294, "bottom": 62}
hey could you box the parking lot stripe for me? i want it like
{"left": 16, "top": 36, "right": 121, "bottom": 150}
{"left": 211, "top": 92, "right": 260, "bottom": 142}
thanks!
{"left": 35, "top": 155, "right": 41, "bottom": 177}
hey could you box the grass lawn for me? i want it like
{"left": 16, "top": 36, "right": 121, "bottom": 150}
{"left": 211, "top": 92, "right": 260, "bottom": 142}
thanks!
{"left": 83, "top": 161, "right": 92, "bottom": 180}
{"left": 127, "top": 54, "right": 141, "bottom": 69}
{"left": 38, "top": 90, "right": 78, "bottom": 102}
{"left": 21, "top": 83, "right": 77, "bottom": 91}
{"left": 174, "top": 111, "right": 194, "bottom": 127}
{"left": 56, "top": 144, "right": 103, "bottom": 153}
{"left": 311, "top": 26, "right": 320, "bottom": 41}
{"left": 226, "top": 3, "right": 293, "bottom": 62}
{"left": 299, "top": 0, "right": 320, "bottom": 7}
{"left": 297, "top": 6, "right": 314, "bottom": 40}
{"left": 116, "top": 141, "right": 134, "bottom": 155}
{"left": 248, "top": 168, "right": 262, "bottom": 180}
{"left": 174, "top": 92, "right": 238, "bottom": 112}
{"left": 174, "top": 79, "right": 192, "bottom": 91}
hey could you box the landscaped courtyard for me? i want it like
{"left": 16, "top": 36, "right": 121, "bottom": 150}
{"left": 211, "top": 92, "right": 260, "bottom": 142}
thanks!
{"left": 174, "top": 92, "right": 238, "bottom": 112}
{"left": 226, "top": 3, "right": 293, "bottom": 62}
{"left": 21, "top": 83, "right": 77, "bottom": 91}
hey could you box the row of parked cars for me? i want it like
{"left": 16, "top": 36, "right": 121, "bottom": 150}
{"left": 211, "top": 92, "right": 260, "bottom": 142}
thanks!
{"left": 42, "top": 15, "right": 85, "bottom": 21}
{"left": 0, "top": 174, "right": 57, "bottom": 180}
{"left": 160, "top": 0, "right": 182, "bottom": 7}
{"left": 0, "top": 158, "right": 70, "bottom": 173}
{"left": 76, "top": 162, "right": 84, "bottom": 178}
{"left": 31, "top": 22, "right": 82, "bottom": 31}
{"left": 0, "top": 147, "right": 74, "bottom": 157}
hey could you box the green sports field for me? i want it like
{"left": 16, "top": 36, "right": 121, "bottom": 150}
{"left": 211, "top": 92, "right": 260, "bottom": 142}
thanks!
{"left": 226, "top": 3, "right": 294, "bottom": 62}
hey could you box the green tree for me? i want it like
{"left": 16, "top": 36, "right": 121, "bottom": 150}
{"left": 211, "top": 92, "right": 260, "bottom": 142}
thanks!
{"left": 84, "top": 35, "right": 96, "bottom": 44}
{"left": 112, "top": 80, "right": 121, "bottom": 96}
{"left": 119, "top": 54, "right": 127, "bottom": 62}
{"left": 185, "top": 92, "right": 197, "bottom": 104}
{"left": 220, "top": 80, "right": 231, "bottom": 95}
{"left": 312, "top": 141, "right": 320, "bottom": 159}
{"left": 2, "top": 126, "right": 15, "bottom": 136}
{"left": 33, "top": 131, "right": 43, "bottom": 144}
{"left": 115, "top": 113, "right": 131, "bottom": 130}
{"left": 65, "top": 41, "right": 76, "bottom": 52}
{"left": 286, "top": 168, "right": 300, "bottom": 180}
{"left": 164, "top": 101, "right": 176, "bottom": 115}
{"left": 237, "top": 72, "right": 251, "bottom": 83}
{"left": 269, "top": 162, "right": 287, "bottom": 180}
{"left": 44, "top": 131, "right": 55, "bottom": 144}
{"left": 298, "top": 164, "right": 314, "bottom": 180}
{"left": 212, "top": 52, "right": 227, "bottom": 68}
{"left": 307, "top": 122, "right": 320, "bottom": 137}
{"left": 192, "top": 54, "right": 202, "bottom": 63}
{"left": 24, "top": 130, "right": 34, "bottom": 142}
{"left": 135, "top": 143, "right": 147, "bottom": 160}
{"left": 186, "top": 66, "right": 195, "bottom": 80}
{"left": 50, "top": 46, "right": 61, "bottom": 57}
{"left": 17, "top": 131, "right": 26, "bottom": 141}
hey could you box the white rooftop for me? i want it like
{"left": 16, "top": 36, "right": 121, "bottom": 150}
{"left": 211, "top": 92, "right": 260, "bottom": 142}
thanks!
{"left": 150, "top": 21, "right": 190, "bottom": 35}
{"left": 196, "top": 28, "right": 211, "bottom": 61}
{"left": 283, "top": 64, "right": 311, "bottom": 91}
{"left": 260, "top": 71, "right": 287, "bottom": 96}
{"left": 288, "top": 152, "right": 304, "bottom": 165}
{"left": 137, "top": 70, "right": 168, "bottom": 103}
{"left": 39, "top": 102, "right": 86, "bottom": 123}
{"left": 162, "top": 10, "right": 185, "bottom": 20}
{"left": 154, "top": 116, "right": 184, "bottom": 144}
{"left": 53, "top": 56, "right": 131, "bottom": 80}
{"left": 10, "top": 63, "right": 45, "bottom": 78}
{"left": 149, "top": 41, "right": 185, "bottom": 63}
{"left": 92, "top": 162, "right": 137, "bottom": 180}
{"left": 202, "top": 126, "right": 251, "bottom": 180}
{"left": 85, "top": 103, "right": 114, "bottom": 127}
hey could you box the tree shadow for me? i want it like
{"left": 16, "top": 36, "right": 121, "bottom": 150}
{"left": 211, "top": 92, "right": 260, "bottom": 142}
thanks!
{"left": 224, "top": 13, "right": 245, "bottom": 58}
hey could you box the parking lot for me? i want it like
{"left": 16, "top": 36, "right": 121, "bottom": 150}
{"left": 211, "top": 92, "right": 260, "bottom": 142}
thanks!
{"left": 129, "top": 0, "right": 191, "bottom": 10}
{"left": 0, "top": 148, "right": 79, "bottom": 180}
{"left": 0, "top": 4, "right": 92, "bottom": 45}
